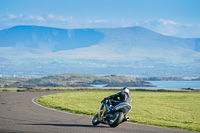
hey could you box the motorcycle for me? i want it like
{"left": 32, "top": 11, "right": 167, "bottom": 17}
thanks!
{"left": 92, "top": 99, "right": 132, "bottom": 127}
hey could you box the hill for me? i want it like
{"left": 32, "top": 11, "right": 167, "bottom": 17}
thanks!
{"left": 0, "top": 25, "right": 199, "bottom": 77}
{"left": 0, "top": 74, "right": 153, "bottom": 87}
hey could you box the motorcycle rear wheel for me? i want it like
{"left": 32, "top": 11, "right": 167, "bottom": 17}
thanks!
{"left": 109, "top": 111, "right": 123, "bottom": 127}
{"left": 92, "top": 113, "right": 99, "bottom": 126}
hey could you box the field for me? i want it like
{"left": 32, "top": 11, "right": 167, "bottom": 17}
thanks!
{"left": 35, "top": 91, "right": 200, "bottom": 132}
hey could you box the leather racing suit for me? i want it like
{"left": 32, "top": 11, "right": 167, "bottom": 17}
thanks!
{"left": 107, "top": 92, "right": 132, "bottom": 106}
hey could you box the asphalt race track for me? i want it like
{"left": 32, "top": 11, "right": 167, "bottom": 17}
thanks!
{"left": 0, "top": 92, "right": 196, "bottom": 133}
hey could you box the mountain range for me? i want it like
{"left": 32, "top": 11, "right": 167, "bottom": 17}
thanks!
{"left": 0, "top": 25, "right": 199, "bottom": 77}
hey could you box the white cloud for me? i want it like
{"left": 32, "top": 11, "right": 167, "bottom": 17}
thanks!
{"left": 155, "top": 19, "right": 179, "bottom": 36}
{"left": 8, "top": 14, "right": 18, "bottom": 19}
{"left": 135, "top": 19, "right": 200, "bottom": 38}
{"left": 119, "top": 19, "right": 133, "bottom": 27}
{"left": 7, "top": 14, "right": 23, "bottom": 19}
{"left": 47, "top": 14, "right": 55, "bottom": 19}
{"left": 58, "top": 16, "right": 74, "bottom": 22}
{"left": 1, "top": 14, "right": 76, "bottom": 23}
{"left": 158, "top": 19, "right": 177, "bottom": 25}
{"left": 88, "top": 19, "right": 109, "bottom": 23}
{"left": 156, "top": 19, "right": 200, "bottom": 38}
{"left": 25, "top": 15, "right": 46, "bottom": 21}
{"left": 46, "top": 14, "right": 75, "bottom": 22}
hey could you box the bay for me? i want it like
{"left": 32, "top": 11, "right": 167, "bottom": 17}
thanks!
{"left": 148, "top": 81, "right": 200, "bottom": 89}
{"left": 90, "top": 81, "right": 200, "bottom": 89}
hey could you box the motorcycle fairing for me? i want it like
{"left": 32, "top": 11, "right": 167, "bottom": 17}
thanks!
{"left": 112, "top": 103, "right": 132, "bottom": 114}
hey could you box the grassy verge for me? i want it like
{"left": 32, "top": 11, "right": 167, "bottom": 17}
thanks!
{"left": 0, "top": 87, "right": 20, "bottom": 92}
{"left": 35, "top": 91, "right": 200, "bottom": 132}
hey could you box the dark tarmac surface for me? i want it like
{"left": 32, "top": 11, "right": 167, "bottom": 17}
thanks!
{"left": 0, "top": 92, "right": 196, "bottom": 133}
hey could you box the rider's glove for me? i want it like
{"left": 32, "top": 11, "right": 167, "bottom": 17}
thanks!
{"left": 105, "top": 97, "right": 110, "bottom": 100}
{"left": 101, "top": 97, "right": 109, "bottom": 103}
{"left": 105, "top": 97, "right": 111, "bottom": 101}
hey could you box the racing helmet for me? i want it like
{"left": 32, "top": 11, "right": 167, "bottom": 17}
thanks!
{"left": 121, "top": 87, "right": 129, "bottom": 93}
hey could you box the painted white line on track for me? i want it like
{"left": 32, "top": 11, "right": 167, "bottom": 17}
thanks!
{"left": 32, "top": 97, "right": 87, "bottom": 117}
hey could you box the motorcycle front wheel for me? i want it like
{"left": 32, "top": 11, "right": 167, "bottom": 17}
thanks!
{"left": 92, "top": 113, "right": 99, "bottom": 126}
{"left": 109, "top": 111, "right": 123, "bottom": 127}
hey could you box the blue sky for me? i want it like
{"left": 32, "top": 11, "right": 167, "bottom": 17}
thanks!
{"left": 0, "top": 0, "right": 200, "bottom": 38}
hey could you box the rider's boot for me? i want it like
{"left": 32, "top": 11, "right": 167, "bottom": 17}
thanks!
{"left": 122, "top": 116, "right": 129, "bottom": 122}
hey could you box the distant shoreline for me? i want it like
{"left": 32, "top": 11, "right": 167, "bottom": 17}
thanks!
{"left": 1, "top": 87, "right": 199, "bottom": 92}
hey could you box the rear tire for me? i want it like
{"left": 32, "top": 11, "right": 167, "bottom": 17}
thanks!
{"left": 92, "top": 113, "right": 99, "bottom": 126}
{"left": 109, "top": 111, "right": 123, "bottom": 127}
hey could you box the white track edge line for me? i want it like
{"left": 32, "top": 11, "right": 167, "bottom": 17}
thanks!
{"left": 32, "top": 97, "right": 87, "bottom": 117}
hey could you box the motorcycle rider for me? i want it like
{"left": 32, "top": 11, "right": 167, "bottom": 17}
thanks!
{"left": 92, "top": 87, "right": 132, "bottom": 126}
{"left": 102, "top": 87, "right": 132, "bottom": 122}
{"left": 104, "top": 87, "right": 132, "bottom": 108}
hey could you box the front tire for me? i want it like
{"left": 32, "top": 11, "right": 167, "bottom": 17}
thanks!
{"left": 109, "top": 111, "right": 124, "bottom": 127}
{"left": 92, "top": 113, "right": 99, "bottom": 126}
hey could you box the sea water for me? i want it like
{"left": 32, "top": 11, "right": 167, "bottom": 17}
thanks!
{"left": 148, "top": 81, "right": 200, "bottom": 89}
{"left": 90, "top": 81, "right": 200, "bottom": 89}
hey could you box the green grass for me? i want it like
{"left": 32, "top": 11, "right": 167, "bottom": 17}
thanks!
{"left": 0, "top": 88, "right": 20, "bottom": 92}
{"left": 36, "top": 91, "right": 200, "bottom": 132}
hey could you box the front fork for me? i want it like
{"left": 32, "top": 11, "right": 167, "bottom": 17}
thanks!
{"left": 98, "top": 103, "right": 107, "bottom": 121}
{"left": 98, "top": 100, "right": 112, "bottom": 121}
